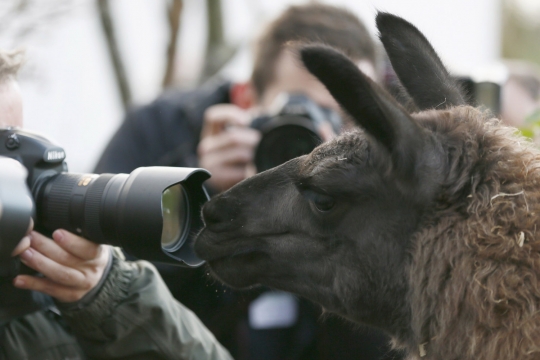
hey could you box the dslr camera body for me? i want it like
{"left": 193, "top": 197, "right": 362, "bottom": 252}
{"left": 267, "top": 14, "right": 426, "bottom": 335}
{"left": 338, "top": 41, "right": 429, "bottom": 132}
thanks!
{"left": 251, "top": 93, "right": 342, "bottom": 172}
{"left": 0, "top": 127, "right": 210, "bottom": 280}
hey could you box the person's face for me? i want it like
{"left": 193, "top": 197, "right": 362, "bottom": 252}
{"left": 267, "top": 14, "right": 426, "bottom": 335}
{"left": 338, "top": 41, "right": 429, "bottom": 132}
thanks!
{"left": 0, "top": 78, "right": 23, "bottom": 128}
{"left": 257, "top": 49, "right": 377, "bottom": 115}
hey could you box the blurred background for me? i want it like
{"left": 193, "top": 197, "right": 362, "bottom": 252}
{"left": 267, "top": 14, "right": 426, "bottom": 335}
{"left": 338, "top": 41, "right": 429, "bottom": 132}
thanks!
{"left": 0, "top": 0, "right": 538, "bottom": 173}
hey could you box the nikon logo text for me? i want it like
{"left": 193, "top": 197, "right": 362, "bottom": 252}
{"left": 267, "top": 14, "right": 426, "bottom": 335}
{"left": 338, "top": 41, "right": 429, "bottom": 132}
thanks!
{"left": 47, "top": 150, "right": 65, "bottom": 161}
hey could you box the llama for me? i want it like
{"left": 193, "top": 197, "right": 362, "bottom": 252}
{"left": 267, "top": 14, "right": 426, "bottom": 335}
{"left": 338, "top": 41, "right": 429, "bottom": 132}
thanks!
{"left": 195, "top": 13, "right": 540, "bottom": 360}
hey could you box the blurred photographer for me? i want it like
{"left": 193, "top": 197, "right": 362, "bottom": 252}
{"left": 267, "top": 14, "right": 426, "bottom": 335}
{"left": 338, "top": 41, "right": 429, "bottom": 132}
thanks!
{"left": 0, "top": 50, "right": 232, "bottom": 360}
{"left": 94, "top": 4, "right": 403, "bottom": 360}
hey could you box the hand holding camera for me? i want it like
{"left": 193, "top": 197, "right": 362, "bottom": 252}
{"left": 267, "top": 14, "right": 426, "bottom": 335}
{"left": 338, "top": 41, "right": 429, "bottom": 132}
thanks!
{"left": 13, "top": 230, "right": 110, "bottom": 303}
{"left": 198, "top": 104, "right": 261, "bottom": 193}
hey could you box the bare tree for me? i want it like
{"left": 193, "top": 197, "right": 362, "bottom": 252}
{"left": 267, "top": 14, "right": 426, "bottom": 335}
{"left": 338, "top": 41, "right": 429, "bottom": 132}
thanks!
{"left": 97, "top": 0, "right": 132, "bottom": 109}
{"left": 199, "top": 0, "right": 236, "bottom": 84}
{"left": 162, "top": 0, "right": 183, "bottom": 88}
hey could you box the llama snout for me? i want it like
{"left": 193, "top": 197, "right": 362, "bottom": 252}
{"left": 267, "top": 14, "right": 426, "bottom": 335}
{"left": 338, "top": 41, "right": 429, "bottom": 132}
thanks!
{"left": 202, "top": 195, "right": 242, "bottom": 233}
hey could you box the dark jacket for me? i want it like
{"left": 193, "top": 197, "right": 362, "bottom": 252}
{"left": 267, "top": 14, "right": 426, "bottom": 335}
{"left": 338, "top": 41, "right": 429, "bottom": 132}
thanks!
{"left": 0, "top": 250, "right": 233, "bottom": 360}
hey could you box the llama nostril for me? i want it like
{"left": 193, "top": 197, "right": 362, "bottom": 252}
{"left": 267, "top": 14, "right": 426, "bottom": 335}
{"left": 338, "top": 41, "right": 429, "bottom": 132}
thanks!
{"left": 202, "top": 196, "right": 241, "bottom": 232}
{"left": 202, "top": 200, "right": 223, "bottom": 226}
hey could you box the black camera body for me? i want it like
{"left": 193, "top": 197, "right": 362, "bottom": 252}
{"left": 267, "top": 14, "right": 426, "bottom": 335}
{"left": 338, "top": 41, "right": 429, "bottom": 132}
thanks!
{"left": 0, "top": 128, "right": 210, "bottom": 274}
{"left": 251, "top": 93, "right": 342, "bottom": 172}
{"left": 1, "top": 129, "right": 68, "bottom": 189}
{"left": 457, "top": 76, "right": 503, "bottom": 116}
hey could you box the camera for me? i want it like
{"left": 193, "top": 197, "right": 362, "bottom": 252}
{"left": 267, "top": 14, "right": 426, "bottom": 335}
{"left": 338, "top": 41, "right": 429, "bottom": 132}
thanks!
{"left": 251, "top": 93, "right": 342, "bottom": 172}
{"left": 455, "top": 63, "right": 510, "bottom": 117}
{"left": 457, "top": 77, "right": 502, "bottom": 116}
{"left": 0, "top": 128, "right": 210, "bottom": 278}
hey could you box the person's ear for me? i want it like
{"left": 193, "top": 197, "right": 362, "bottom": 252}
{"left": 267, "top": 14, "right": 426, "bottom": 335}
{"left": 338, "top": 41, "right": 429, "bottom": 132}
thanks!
{"left": 230, "top": 82, "right": 256, "bottom": 109}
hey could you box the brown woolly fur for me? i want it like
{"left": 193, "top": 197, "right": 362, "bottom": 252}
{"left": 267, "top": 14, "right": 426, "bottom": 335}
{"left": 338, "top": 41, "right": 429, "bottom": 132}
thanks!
{"left": 195, "top": 13, "right": 540, "bottom": 360}
{"left": 409, "top": 107, "right": 540, "bottom": 359}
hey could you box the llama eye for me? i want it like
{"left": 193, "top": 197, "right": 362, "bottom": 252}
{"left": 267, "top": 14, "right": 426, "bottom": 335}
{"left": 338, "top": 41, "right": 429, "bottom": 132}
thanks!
{"left": 313, "top": 194, "right": 335, "bottom": 212}
{"left": 300, "top": 189, "right": 336, "bottom": 212}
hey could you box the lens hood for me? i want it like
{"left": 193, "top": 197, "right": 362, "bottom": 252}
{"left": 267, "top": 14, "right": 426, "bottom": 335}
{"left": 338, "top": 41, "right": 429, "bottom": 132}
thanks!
{"left": 102, "top": 167, "right": 210, "bottom": 267}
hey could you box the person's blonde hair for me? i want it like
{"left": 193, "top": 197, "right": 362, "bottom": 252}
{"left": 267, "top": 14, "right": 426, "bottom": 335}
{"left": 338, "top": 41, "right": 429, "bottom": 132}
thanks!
{"left": 0, "top": 49, "right": 25, "bottom": 82}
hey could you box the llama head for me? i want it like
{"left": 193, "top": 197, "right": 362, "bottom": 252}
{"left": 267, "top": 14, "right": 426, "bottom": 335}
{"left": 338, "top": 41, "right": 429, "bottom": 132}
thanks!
{"left": 196, "top": 12, "right": 480, "bottom": 339}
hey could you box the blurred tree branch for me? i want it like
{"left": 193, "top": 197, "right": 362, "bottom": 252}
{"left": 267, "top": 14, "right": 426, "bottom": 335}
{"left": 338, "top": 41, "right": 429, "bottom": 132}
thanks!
{"left": 162, "top": 0, "right": 183, "bottom": 89}
{"left": 199, "top": 0, "right": 236, "bottom": 84}
{"left": 0, "top": 0, "right": 74, "bottom": 46}
{"left": 97, "top": 0, "right": 131, "bottom": 109}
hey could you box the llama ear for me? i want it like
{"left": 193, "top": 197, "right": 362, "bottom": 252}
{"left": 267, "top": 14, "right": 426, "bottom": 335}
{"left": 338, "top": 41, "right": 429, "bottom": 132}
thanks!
{"left": 300, "top": 45, "right": 424, "bottom": 177}
{"left": 376, "top": 12, "right": 466, "bottom": 110}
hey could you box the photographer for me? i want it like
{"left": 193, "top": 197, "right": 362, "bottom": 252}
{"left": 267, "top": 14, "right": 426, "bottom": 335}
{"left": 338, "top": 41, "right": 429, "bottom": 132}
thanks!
{"left": 94, "top": 4, "right": 400, "bottom": 360}
{"left": 0, "top": 50, "right": 232, "bottom": 360}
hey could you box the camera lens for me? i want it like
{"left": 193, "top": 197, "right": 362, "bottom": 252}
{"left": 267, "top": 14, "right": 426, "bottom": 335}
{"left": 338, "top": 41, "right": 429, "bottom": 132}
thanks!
{"left": 255, "top": 124, "right": 321, "bottom": 172}
{"left": 161, "top": 184, "right": 190, "bottom": 252}
{"left": 33, "top": 167, "right": 210, "bottom": 267}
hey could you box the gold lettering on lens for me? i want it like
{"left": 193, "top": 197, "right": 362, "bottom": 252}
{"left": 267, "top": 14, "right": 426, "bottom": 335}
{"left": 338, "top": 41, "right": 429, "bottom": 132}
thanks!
{"left": 78, "top": 177, "right": 93, "bottom": 187}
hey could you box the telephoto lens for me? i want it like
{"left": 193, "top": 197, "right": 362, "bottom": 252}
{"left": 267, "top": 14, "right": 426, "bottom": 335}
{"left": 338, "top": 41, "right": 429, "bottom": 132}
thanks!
{"left": 33, "top": 167, "right": 210, "bottom": 267}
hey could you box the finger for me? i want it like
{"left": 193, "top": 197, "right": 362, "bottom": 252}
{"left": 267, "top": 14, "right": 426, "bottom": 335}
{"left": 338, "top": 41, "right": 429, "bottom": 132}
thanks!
{"left": 245, "top": 163, "right": 257, "bottom": 178}
{"left": 201, "top": 104, "right": 252, "bottom": 138}
{"left": 30, "top": 231, "right": 77, "bottom": 266}
{"left": 53, "top": 229, "right": 101, "bottom": 261}
{"left": 19, "top": 247, "right": 85, "bottom": 286}
{"left": 202, "top": 147, "right": 255, "bottom": 168}
{"left": 198, "top": 128, "right": 261, "bottom": 156}
{"left": 11, "top": 236, "right": 30, "bottom": 257}
{"left": 318, "top": 121, "right": 337, "bottom": 142}
{"left": 207, "top": 168, "right": 249, "bottom": 192}
{"left": 26, "top": 218, "right": 34, "bottom": 235}
{"left": 13, "top": 275, "right": 84, "bottom": 303}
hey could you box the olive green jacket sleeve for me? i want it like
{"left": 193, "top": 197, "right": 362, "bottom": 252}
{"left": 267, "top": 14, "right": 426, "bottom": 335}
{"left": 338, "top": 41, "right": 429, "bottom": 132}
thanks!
{"left": 58, "top": 251, "right": 233, "bottom": 360}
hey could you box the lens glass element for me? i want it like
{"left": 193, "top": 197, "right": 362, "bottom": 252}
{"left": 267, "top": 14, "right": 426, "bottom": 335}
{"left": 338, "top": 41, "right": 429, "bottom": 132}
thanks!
{"left": 161, "top": 183, "right": 189, "bottom": 251}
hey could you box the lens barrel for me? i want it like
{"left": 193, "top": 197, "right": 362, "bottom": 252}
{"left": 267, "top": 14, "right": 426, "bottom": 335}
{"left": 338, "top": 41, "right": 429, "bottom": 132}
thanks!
{"left": 34, "top": 167, "right": 210, "bottom": 267}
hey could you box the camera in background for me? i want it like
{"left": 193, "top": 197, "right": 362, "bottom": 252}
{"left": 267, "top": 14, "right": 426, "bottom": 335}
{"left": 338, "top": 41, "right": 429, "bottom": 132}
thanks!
{"left": 455, "top": 63, "right": 509, "bottom": 117}
{"left": 251, "top": 93, "right": 342, "bottom": 172}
